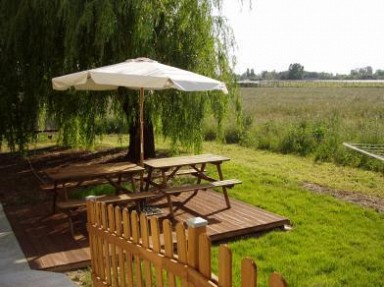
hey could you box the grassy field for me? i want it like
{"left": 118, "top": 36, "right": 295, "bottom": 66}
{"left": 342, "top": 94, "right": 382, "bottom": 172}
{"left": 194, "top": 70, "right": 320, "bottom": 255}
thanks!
{"left": 224, "top": 86, "right": 384, "bottom": 171}
{"left": 240, "top": 86, "right": 384, "bottom": 124}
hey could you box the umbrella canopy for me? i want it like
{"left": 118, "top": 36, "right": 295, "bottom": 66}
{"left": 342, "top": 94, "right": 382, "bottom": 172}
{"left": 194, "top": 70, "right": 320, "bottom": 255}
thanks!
{"left": 52, "top": 57, "right": 228, "bottom": 93}
{"left": 52, "top": 57, "right": 228, "bottom": 165}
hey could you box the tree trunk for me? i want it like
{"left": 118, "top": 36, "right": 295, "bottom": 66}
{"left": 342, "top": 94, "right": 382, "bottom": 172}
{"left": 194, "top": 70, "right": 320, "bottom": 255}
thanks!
{"left": 127, "top": 121, "right": 156, "bottom": 163}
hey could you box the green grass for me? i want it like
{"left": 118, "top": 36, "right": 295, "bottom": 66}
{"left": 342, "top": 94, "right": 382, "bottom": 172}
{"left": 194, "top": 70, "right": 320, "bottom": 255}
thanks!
{"left": 197, "top": 142, "right": 384, "bottom": 287}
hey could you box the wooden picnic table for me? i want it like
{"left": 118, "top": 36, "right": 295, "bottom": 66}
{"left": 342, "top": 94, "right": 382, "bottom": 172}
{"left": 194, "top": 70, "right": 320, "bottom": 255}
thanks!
{"left": 144, "top": 154, "right": 241, "bottom": 216}
{"left": 44, "top": 162, "right": 145, "bottom": 213}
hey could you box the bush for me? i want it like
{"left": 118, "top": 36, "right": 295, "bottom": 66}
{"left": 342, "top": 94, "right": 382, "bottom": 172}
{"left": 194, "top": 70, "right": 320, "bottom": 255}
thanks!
{"left": 224, "top": 126, "right": 240, "bottom": 144}
{"left": 279, "top": 121, "right": 317, "bottom": 156}
{"left": 203, "top": 127, "right": 217, "bottom": 141}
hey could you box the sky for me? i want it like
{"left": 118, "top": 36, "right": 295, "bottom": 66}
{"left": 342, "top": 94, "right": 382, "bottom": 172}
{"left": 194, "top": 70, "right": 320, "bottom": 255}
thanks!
{"left": 222, "top": 0, "right": 384, "bottom": 75}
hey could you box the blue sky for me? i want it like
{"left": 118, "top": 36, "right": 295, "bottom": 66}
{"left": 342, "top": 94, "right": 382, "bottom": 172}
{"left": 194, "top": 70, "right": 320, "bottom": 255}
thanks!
{"left": 222, "top": 0, "right": 384, "bottom": 74}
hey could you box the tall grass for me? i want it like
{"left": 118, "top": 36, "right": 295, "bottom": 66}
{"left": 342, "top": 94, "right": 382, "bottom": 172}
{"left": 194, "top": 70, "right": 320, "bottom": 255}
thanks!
{"left": 215, "top": 86, "right": 384, "bottom": 171}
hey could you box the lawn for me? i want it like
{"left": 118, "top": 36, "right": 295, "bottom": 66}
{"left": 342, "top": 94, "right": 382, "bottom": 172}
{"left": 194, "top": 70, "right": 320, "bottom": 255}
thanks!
{"left": 197, "top": 141, "right": 384, "bottom": 287}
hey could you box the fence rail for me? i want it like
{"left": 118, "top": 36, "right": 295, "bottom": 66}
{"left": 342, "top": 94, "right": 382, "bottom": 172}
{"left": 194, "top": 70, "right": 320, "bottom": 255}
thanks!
{"left": 87, "top": 201, "right": 287, "bottom": 287}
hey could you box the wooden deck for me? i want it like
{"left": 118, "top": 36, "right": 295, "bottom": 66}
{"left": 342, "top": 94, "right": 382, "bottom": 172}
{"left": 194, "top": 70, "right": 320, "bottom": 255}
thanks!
{"left": 5, "top": 190, "right": 289, "bottom": 272}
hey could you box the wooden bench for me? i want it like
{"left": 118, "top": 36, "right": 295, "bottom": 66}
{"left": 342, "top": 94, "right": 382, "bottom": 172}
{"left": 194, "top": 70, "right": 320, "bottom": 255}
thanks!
{"left": 57, "top": 191, "right": 159, "bottom": 236}
{"left": 160, "top": 179, "right": 241, "bottom": 195}
{"left": 160, "top": 179, "right": 242, "bottom": 217}
{"left": 41, "top": 176, "right": 136, "bottom": 192}
{"left": 41, "top": 176, "right": 138, "bottom": 211}
{"left": 136, "top": 168, "right": 207, "bottom": 181}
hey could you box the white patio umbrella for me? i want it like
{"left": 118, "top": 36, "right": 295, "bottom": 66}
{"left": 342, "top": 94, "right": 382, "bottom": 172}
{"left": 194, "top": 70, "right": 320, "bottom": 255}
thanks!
{"left": 52, "top": 57, "right": 228, "bottom": 165}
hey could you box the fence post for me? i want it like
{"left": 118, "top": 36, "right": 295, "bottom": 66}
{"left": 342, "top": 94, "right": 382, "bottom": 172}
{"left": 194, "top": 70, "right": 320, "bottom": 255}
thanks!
{"left": 186, "top": 217, "right": 208, "bottom": 269}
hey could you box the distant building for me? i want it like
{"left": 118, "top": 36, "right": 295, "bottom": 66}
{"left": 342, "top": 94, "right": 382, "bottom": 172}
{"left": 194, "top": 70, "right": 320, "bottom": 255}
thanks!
{"left": 238, "top": 80, "right": 260, "bottom": 87}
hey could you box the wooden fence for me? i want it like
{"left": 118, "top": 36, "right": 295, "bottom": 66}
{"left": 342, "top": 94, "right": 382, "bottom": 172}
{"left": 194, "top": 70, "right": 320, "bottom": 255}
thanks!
{"left": 87, "top": 201, "right": 287, "bottom": 287}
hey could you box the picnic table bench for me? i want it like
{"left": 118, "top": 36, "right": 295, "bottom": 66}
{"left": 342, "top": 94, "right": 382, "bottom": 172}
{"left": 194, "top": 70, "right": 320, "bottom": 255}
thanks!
{"left": 42, "top": 162, "right": 150, "bottom": 235}
{"left": 144, "top": 154, "right": 242, "bottom": 217}
{"left": 43, "top": 162, "right": 145, "bottom": 213}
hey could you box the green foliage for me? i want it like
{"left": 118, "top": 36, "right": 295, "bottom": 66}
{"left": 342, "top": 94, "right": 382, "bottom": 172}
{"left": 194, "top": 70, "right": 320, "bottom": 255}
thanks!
{"left": 288, "top": 63, "right": 304, "bottom": 80}
{"left": 203, "top": 126, "right": 217, "bottom": 141}
{"left": 0, "top": 0, "right": 241, "bottom": 153}
{"left": 224, "top": 126, "right": 240, "bottom": 144}
{"left": 279, "top": 121, "right": 317, "bottom": 155}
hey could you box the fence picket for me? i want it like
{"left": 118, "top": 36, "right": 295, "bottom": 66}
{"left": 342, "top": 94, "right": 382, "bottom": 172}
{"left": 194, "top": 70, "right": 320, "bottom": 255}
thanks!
{"left": 198, "top": 234, "right": 211, "bottom": 279}
{"left": 86, "top": 201, "right": 96, "bottom": 276}
{"left": 241, "top": 258, "right": 257, "bottom": 287}
{"left": 175, "top": 223, "right": 188, "bottom": 287}
{"left": 108, "top": 205, "right": 119, "bottom": 287}
{"left": 269, "top": 272, "right": 288, "bottom": 287}
{"left": 140, "top": 213, "right": 152, "bottom": 287}
{"left": 131, "top": 211, "right": 143, "bottom": 287}
{"left": 102, "top": 203, "right": 112, "bottom": 285}
{"left": 115, "top": 206, "right": 126, "bottom": 287}
{"left": 150, "top": 217, "right": 164, "bottom": 287}
{"left": 218, "top": 245, "right": 232, "bottom": 287}
{"left": 93, "top": 202, "right": 100, "bottom": 277}
{"left": 122, "top": 208, "right": 134, "bottom": 287}
{"left": 163, "top": 219, "right": 176, "bottom": 287}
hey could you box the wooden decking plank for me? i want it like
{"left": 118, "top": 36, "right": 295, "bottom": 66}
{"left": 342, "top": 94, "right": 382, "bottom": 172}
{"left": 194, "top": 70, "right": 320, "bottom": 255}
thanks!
{"left": 154, "top": 190, "right": 289, "bottom": 240}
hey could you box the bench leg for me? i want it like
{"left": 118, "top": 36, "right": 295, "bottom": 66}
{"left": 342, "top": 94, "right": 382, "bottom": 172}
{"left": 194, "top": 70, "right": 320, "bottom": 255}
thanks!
{"left": 130, "top": 175, "right": 136, "bottom": 192}
{"left": 116, "top": 174, "right": 122, "bottom": 195}
{"left": 52, "top": 182, "right": 58, "bottom": 213}
{"left": 145, "top": 168, "right": 153, "bottom": 191}
{"left": 215, "top": 164, "right": 231, "bottom": 208}
{"left": 68, "top": 216, "right": 74, "bottom": 237}
{"left": 166, "top": 194, "right": 175, "bottom": 217}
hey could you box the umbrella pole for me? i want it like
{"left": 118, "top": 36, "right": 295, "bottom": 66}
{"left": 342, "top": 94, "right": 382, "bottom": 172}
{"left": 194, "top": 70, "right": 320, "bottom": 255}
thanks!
{"left": 139, "top": 87, "right": 144, "bottom": 167}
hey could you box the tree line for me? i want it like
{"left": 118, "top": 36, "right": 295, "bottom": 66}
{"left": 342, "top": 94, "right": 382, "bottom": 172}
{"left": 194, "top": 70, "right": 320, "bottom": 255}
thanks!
{"left": 239, "top": 63, "right": 384, "bottom": 81}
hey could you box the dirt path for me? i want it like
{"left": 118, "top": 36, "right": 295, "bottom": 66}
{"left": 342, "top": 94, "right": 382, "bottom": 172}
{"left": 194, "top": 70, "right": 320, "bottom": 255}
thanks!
{"left": 303, "top": 182, "right": 384, "bottom": 213}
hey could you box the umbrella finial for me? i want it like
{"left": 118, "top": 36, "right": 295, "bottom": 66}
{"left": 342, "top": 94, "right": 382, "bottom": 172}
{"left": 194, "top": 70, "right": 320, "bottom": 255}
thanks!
{"left": 126, "top": 57, "right": 157, "bottom": 63}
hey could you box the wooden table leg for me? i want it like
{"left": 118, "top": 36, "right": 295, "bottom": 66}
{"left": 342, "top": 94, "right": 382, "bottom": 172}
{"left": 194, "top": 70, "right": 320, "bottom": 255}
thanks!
{"left": 166, "top": 194, "right": 175, "bottom": 217}
{"left": 130, "top": 174, "right": 136, "bottom": 192}
{"left": 145, "top": 168, "right": 153, "bottom": 191}
{"left": 52, "top": 181, "right": 58, "bottom": 213}
{"left": 161, "top": 169, "right": 167, "bottom": 188}
{"left": 160, "top": 169, "right": 176, "bottom": 216}
{"left": 215, "top": 163, "right": 231, "bottom": 208}
{"left": 116, "top": 174, "right": 122, "bottom": 195}
{"left": 192, "top": 163, "right": 206, "bottom": 195}
{"left": 197, "top": 163, "right": 206, "bottom": 184}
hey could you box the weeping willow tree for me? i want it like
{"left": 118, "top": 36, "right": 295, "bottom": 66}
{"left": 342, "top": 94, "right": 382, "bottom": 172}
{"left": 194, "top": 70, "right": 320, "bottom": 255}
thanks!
{"left": 0, "top": 0, "right": 243, "bottom": 161}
